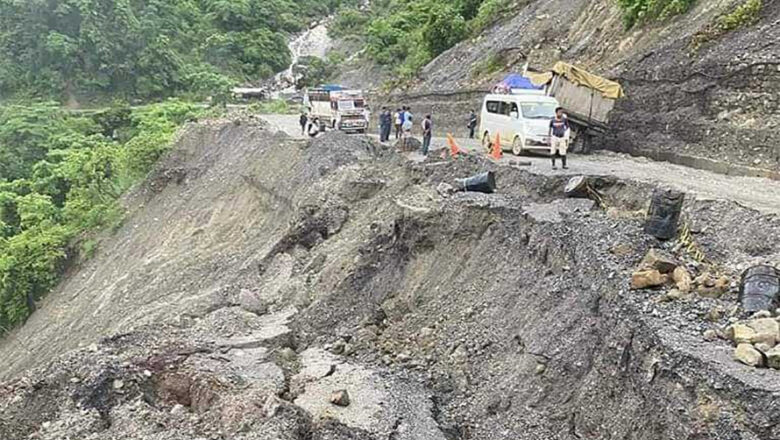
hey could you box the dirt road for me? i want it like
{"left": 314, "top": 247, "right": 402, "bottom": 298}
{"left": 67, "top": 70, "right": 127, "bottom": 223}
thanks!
{"left": 261, "top": 114, "right": 780, "bottom": 215}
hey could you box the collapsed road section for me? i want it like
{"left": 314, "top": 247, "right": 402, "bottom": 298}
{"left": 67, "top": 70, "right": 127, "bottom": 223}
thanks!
{"left": 1, "top": 118, "right": 780, "bottom": 439}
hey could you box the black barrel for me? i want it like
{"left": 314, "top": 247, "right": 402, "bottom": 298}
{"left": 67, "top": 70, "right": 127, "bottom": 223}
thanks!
{"left": 644, "top": 189, "right": 685, "bottom": 240}
{"left": 456, "top": 171, "right": 496, "bottom": 194}
{"left": 740, "top": 265, "right": 780, "bottom": 313}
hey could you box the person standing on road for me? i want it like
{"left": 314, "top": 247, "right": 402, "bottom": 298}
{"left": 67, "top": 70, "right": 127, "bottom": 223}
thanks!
{"left": 379, "top": 107, "right": 392, "bottom": 142}
{"left": 394, "top": 108, "right": 403, "bottom": 140}
{"left": 421, "top": 114, "right": 433, "bottom": 155}
{"left": 549, "top": 107, "right": 570, "bottom": 170}
{"left": 468, "top": 110, "right": 478, "bottom": 139}
{"left": 299, "top": 112, "right": 308, "bottom": 136}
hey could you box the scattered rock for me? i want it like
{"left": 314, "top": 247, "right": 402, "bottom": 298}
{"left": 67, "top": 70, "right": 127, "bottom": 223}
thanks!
{"left": 766, "top": 347, "right": 780, "bottom": 369}
{"left": 113, "top": 380, "right": 124, "bottom": 390}
{"left": 672, "top": 267, "right": 693, "bottom": 293}
{"left": 696, "top": 274, "right": 731, "bottom": 298}
{"left": 330, "top": 340, "right": 346, "bottom": 355}
{"left": 747, "top": 318, "right": 779, "bottom": 346}
{"left": 750, "top": 310, "right": 773, "bottom": 320}
{"left": 171, "top": 404, "right": 186, "bottom": 415}
{"left": 640, "top": 249, "right": 678, "bottom": 274}
{"left": 535, "top": 363, "right": 547, "bottom": 375}
{"left": 755, "top": 342, "right": 774, "bottom": 354}
{"left": 238, "top": 289, "right": 268, "bottom": 315}
{"left": 609, "top": 243, "right": 633, "bottom": 257}
{"left": 330, "top": 389, "right": 351, "bottom": 407}
{"left": 631, "top": 270, "right": 669, "bottom": 290}
{"left": 703, "top": 329, "right": 719, "bottom": 342}
{"left": 726, "top": 324, "right": 756, "bottom": 344}
{"left": 436, "top": 183, "right": 456, "bottom": 197}
{"left": 734, "top": 343, "right": 764, "bottom": 367}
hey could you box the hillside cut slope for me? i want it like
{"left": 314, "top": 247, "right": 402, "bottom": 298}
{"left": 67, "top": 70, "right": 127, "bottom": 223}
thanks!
{"left": 368, "top": 0, "right": 779, "bottom": 175}
{"left": 1, "top": 120, "right": 780, "bottom": 439}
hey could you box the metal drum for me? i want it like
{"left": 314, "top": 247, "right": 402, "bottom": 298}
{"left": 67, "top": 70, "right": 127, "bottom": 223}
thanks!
{"left": 644, "top": 189, "right": 685, "bottom": 240}
{"left": 740, "top": 265, "right": 780, "bottom": 313}
{"left": 456, "top": 171, "right": 496, "bottom": 194}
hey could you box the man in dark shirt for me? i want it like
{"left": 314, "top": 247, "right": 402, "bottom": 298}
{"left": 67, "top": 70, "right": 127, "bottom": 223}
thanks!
{"left": 299, "top": 112, "right": 308, "bottom": 136}
{"left": 468, "top": 110, "right": 478, "bottom": 139}
{"left": 421, "top": 114, "right": 433, "bottom": 155}
{"left": 379, "top": 107, "right": 391, "bottom": 142}
{"left": 549, "top": 107, "right": 570, "bottom": 169}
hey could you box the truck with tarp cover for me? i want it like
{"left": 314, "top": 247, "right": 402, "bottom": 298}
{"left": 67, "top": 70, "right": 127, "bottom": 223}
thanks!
{"left": 526, "top": 62, "right": 625, "bottom": 150}
{"left": 303, "top": 85, "right": 369, "bottom": 134}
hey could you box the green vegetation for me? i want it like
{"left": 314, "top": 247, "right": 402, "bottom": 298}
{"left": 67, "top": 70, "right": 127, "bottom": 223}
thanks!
{"left": 0, "top": 101, "right": 209, "bottom": 333}
{"left": 717, "top": 0, "right": 762, "bottom": 31}
{"left": 331, "top": 0, "right": 519, "bottom": 80}
{"left": 0, "top": 0, "right": 354, "bottom": 103}
{"left": 617, "top": 0, "right": 697, "bottom": 28}
{"left": 690, "top": 0, "right": 762, "bottom": 51}
{"left": 249, "top": 99, "right": 299, "bottom": 114}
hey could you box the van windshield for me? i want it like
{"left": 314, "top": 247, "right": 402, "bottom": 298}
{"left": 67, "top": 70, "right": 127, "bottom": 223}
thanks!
{"left": 521, "top": 103, "right": 557, "bottom": 120}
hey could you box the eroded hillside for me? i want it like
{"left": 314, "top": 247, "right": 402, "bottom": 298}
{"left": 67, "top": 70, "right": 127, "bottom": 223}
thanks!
{"left": 1, "top": 119, "right": 780, "bottom": 439}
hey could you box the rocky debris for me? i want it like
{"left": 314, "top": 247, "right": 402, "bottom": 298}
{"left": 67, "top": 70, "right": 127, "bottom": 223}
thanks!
{"left": 672, "top": 267, "right": 693, "bottom": 293}
{"left": 639, "top": 249, "right": 678, "bottom": 274}
{"left": 747, "top": 318, "right": 779, "bottom": 346}
{"left": 724, "top": 313, "right": 780, "bottom": 369}
{"left": 5, "top": 122, "right": 780, "bottom": 440}
{"left": 292, "top": 349, "right": 446, "bottom": 440}
{"left": 522, "top": 199, "right": 595, "bottom": 223}
{"left": 238, "top": 288, "right": 269, "bottom": 315}
{"left": 213, "top": 307, "right": 297, "bottom": 350}
{"left": 726, "top": 324, "right": 756, "bottom": 344}
{"left": 330, "top": 389, "right": 351, "bottom": 407}
{"left": 631, "top": 270, "right": 669, "bottom": 290}
{"left": 695, "top": 274, "right": 731, "bottom": 298}
{"left": 766, "top": 347, "right": 780, "bottom": 369}
{"left": 734, "top": 343, "right": 765, "bottom": 367}
{"left": 395, "top": 137, "right": 422, "bottom": 152}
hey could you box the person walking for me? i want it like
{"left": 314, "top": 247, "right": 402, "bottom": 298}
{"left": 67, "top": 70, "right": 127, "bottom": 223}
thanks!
{"left": 549, "top": 107, "right": 570, "bottom": 169}
{"left": 394, "top": 108, "right": 403, "bottom": 140}
{"left": 467, "top": 110, "right": 478, "bottom": 139}
{"left": 421, "top": 114, "right": 433, "bottom": 155}
{"left": 299, "top": 112, "right": 308, "bottom": 136}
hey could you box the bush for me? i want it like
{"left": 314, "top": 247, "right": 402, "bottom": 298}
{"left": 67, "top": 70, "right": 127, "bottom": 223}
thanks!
{"left": 617, "top": 0, "right": 697, "bottom": 28}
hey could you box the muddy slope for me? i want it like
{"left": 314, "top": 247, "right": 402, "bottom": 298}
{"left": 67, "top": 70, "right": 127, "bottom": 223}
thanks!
{"left": 1, "top": 121, "right": 780, "bottom": 439}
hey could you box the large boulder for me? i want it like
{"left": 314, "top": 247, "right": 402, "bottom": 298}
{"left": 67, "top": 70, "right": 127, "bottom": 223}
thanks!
{"left": 631, "top": 270, "right": 669, "bottom": 290}
{"left": 734, "top": 343, "right": 765, "bottom": 367}
{"left": 639, "top": 249, "right": 679, "bottom": 274}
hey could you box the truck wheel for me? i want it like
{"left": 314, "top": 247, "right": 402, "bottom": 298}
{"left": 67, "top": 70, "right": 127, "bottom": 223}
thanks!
{"left": 482, "top": 132, "right": 492, "bottom": 152}
{"left": 512, "top": 137, "right": 524, "bottom": 156}
{"left": 357, "top": 129, "right": 366, "bottom": 134}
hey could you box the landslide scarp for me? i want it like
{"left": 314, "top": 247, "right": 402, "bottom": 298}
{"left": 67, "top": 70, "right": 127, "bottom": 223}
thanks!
{"left": 0, "top": 120, "right": 779, "bottom": 439}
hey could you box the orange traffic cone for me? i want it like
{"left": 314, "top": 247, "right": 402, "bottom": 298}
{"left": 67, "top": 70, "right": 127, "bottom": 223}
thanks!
{"left": 491, "top": 133, "right": 503, "bottom": 160}
{"left": 446, "top": 133, "right": 464, "bottom": 158}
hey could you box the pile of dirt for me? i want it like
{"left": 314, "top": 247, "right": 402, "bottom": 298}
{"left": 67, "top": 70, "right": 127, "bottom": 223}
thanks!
{"left": 1, "top": 121, "right": 780, "bottom": 439}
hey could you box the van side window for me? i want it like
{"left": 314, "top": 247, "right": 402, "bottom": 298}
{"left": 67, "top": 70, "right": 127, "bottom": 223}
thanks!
{"left": 510, "top": 103, "right": 519, "bottom": 115}
{"left": 486, "top": 101, "right": 500, "bottom": 114}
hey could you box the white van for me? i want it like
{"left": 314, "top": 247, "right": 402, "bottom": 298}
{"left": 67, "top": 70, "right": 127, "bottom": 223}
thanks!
{"left": 478, "top": 93, "right": 561, "bottom": 155}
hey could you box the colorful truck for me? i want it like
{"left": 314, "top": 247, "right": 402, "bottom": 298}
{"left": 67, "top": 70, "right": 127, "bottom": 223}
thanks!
{"left": 303, "top": 86, "right": 369, "bottom": 134}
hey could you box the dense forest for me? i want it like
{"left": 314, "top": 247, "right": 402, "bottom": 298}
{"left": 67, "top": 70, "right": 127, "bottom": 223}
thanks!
{"left": 0, "top": 0, "right": 358, "bottom": 102}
